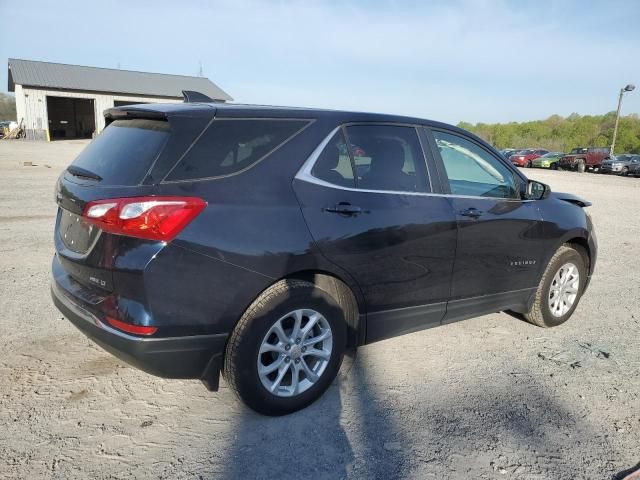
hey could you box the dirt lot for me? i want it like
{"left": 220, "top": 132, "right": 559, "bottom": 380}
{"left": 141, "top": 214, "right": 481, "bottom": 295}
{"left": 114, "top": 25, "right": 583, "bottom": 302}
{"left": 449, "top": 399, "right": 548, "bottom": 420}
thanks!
{"left": 0, "top": 140, "right": 638, "bottom": 480}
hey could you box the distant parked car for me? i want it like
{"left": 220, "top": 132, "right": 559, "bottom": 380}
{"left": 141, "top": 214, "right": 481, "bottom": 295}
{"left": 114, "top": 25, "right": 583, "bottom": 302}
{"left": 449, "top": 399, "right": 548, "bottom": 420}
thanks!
{"left": 531, "top": 152, "right": 564, "bottom": 169}
{"left": 511, "top": 149, "right": 549, "bottom": 167}
{"left": 600, "top": 154, "right": 640, "bottom": 175}
{"left": 499, "top": 148, "right": 518, "bottom": 158}
{"left": 629, "top": 159, "right": 640, "bottom": 177}
{"left": 559, "top": 147, "right": 610, "bottom": 173}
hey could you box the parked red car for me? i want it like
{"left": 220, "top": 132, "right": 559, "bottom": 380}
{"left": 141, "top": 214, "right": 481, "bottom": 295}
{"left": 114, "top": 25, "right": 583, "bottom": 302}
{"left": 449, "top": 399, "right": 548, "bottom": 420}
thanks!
{"left": 510, "top": 149, "right": 549, "bottom": 167}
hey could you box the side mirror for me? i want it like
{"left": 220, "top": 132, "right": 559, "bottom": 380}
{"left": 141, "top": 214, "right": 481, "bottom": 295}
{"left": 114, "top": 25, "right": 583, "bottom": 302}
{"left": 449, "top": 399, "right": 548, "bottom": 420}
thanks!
{"left": 525, "top": 180, "right": 550, "bottom": 200}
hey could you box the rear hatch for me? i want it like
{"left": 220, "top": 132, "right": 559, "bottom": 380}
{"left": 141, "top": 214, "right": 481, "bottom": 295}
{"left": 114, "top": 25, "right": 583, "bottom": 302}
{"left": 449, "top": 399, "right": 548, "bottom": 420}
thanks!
{"left": 54, "top": 108, "right": 211, "bottom": 293}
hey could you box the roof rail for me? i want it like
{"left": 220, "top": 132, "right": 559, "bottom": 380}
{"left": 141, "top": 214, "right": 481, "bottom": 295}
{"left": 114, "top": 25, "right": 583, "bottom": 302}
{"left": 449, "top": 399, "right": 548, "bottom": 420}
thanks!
{"left": 182, "top": 90, "right": 214, "bottom": 103}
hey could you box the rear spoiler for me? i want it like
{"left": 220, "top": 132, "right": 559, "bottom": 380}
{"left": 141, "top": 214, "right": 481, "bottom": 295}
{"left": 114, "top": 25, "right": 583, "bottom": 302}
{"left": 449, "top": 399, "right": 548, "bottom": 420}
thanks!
{"left": 103, "top": 91, "right": 219, "bottom": 126}
{"left": 104, "top": 108, "right": 167, "bottom": 125}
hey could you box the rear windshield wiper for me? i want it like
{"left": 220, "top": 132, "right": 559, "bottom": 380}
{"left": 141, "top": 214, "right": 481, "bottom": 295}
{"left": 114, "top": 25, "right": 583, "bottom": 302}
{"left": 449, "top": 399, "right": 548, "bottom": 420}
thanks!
{"left": 67, "top": 165, "right": 102, "bottom": 181}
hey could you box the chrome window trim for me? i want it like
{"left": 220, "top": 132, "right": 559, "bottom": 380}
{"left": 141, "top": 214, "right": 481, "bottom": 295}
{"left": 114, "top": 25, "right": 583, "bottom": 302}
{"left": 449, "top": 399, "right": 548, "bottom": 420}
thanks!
{"left": 295, "top": 125, "right": 533, "bottom": 203}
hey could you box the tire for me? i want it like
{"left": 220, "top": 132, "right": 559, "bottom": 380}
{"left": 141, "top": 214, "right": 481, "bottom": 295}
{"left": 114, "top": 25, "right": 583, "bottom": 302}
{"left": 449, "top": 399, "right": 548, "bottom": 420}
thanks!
{"left": 621, "top": 167, "right": 629, "bottom": 176}
{"left": 526, "top": 160, "right": 532, "bottom": 168}
{"left": 223, "top": 279, "right": 347, "bottom": 415}
{"left": 523, "top": 245, "right": 587, "bottom": 328}
{"left": 577, "top": 160, "right": 586, "bottom": 173}
{"left": 551, "top": 163, "right": 558, "bottom": 170}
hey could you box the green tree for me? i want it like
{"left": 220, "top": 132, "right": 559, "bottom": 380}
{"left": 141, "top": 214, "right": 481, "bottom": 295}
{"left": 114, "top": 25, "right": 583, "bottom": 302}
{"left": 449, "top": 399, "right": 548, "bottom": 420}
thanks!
{"left": 0, "top": 93, "right": 16, "bottom": 121}
{"left": 458, "top": 112, "right": 640, "bottom": 154}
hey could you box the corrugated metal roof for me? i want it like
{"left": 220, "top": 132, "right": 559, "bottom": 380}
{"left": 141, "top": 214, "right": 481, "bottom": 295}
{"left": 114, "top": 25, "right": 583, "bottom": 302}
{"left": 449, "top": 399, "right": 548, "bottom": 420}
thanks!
{"left": 8, "top": 58, "right": 232, "bottom": 101}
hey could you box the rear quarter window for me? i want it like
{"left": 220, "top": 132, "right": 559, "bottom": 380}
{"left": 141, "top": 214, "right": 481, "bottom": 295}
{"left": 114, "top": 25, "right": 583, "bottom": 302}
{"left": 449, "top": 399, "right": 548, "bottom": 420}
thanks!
{"left": 70, "top": 119, "right": 170, "bottom": 185}
{"left": 165, "top": 119, "right": 311, "bottom": 181}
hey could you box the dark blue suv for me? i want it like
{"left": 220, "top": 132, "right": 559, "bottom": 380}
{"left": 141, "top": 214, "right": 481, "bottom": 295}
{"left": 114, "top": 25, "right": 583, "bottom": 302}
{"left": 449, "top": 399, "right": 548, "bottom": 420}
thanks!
{"left": 52, "top": 101, "right": 597, "bottom": 415}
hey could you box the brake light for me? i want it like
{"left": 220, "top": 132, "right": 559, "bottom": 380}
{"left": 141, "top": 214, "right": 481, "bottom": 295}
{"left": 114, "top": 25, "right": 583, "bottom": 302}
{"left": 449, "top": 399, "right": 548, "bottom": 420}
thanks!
{"left": 106, "top": 316, "right": 158, "bottom": 336}
{"left": 83, "top": 196, "right": 206, "bottom": 241}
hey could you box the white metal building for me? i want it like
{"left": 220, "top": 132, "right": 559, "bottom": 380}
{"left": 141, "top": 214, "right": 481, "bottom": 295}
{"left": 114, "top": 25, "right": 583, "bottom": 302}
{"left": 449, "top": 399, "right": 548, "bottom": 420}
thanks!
{"left": 8, "top": 58, "right": 232, "bottom": 140}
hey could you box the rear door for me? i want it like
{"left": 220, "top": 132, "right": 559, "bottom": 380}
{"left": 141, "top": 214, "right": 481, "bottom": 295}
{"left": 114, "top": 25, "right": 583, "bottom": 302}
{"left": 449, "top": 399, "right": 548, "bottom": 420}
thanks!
{"left": 293, "top": 123, "right": 457, "bottom": 343}
{"left": 426, "top": 128, "right": 545, "bottom": 322}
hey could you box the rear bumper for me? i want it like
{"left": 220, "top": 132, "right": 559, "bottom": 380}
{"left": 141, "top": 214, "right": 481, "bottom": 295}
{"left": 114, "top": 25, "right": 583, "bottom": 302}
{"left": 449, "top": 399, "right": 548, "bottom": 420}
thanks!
{"left": 51, "top": 278, "right": 227, "bottom": 390}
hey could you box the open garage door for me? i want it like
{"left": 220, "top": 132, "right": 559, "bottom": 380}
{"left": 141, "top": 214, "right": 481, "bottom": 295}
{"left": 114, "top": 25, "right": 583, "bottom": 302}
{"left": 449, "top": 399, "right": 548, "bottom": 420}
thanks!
{"left": 47, "top": 97, "right": 96, "bottom": 140}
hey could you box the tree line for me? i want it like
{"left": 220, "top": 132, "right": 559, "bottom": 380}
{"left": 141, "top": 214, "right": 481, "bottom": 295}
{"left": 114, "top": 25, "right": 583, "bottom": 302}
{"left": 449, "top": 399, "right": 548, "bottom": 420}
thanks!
{"left": 0, "top": 92, "right": 17, "bottom": 121}
{"left": 458, "top": 112, "right": 640, "bottom": 154}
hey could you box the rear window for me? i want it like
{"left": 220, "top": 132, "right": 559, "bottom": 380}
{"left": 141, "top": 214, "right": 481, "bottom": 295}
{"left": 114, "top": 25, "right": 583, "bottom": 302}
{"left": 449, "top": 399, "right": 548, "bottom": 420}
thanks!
{"left": 165, "top": 119, "right": 310, "bottom": 181}
{"left": 70, "top": 119, "right": 169, "bottom": 185}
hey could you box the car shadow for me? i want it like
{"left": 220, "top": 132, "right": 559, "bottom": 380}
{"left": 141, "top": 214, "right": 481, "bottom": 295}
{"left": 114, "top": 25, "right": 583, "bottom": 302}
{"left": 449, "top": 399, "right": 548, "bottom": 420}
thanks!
{"left": 218, "top": 350, "right": 354, "bottom": 479}
{"left": 213, "top": 346, "right": 617, "bottom": 479}
{"left": 614, "top": 462, "right": 640, "bottom": 480}
{"left": 218, "top": 348, "right": 414, "bottom": 479}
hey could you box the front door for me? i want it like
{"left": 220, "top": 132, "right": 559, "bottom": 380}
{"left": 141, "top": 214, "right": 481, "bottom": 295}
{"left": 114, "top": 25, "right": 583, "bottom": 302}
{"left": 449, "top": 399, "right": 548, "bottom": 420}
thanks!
{"left": 428, "top": 129, "right": 545, "bottom": 322}
{"left": 293, "top": 124, "right": 457, "bottom": 343}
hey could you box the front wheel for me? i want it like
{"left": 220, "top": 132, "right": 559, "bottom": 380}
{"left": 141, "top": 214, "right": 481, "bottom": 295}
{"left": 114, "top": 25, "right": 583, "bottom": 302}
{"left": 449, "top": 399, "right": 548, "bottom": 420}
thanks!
{"left": 621, "top": 167, "right": 629, "bottom": 176}
{"left": 523, "top": 246, "right": 587, "bottom": 328}
{"left": 577, "top": 161, "right": 586, "bottom": 173}
{"left": 223, "top": 279, "right": 347, "bottom": 415}
{"left": 551, "top": 163, "right": 558, "bottom": 170}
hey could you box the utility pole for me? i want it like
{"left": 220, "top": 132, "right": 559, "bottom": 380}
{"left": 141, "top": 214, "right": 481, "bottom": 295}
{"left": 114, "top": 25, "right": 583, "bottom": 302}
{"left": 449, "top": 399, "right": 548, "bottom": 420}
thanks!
{"left": 610, "top": 84, "right": 635, "bottom": 155}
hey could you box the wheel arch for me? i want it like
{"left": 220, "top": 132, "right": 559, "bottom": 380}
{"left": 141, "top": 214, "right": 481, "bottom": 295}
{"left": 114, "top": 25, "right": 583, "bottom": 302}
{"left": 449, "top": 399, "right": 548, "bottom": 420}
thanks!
{"left": 283, "top": 270, "right": 364, "bottom": 349}
{"left": 564, "top": 237, "right": 592, "bottom": 275}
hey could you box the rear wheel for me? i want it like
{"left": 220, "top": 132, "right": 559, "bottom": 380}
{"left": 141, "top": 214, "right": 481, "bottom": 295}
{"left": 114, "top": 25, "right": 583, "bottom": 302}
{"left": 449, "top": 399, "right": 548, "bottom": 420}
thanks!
{"left": 223, "top": 279, "right": 347, "bottom": 415}
{"left": 577, "top": 160, "right": 586, "bottom": 173}
{"left": 523, "top": 246, "right": 587, "bottom": 328}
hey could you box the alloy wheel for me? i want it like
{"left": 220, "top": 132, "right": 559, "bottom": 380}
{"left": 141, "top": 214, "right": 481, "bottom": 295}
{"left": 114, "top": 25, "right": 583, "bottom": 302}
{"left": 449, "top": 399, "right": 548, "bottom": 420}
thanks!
{"left": 548, "top": 262, "right": 580, "bottom": 317}
{"left": 257, "top": 309, "right": 333, "bottom": 397}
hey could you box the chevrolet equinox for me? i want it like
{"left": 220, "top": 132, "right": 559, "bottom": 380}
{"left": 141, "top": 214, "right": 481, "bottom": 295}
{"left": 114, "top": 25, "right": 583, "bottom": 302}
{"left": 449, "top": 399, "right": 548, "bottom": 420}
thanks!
{"left": 52, "top": 100, "right": 597, "bottom": 415}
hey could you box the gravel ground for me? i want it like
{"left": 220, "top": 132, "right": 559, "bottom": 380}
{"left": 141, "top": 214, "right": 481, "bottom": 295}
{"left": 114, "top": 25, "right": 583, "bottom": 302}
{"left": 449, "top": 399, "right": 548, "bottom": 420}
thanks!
{"left": 0, "top": 140, "right": 638, "bottom": 480}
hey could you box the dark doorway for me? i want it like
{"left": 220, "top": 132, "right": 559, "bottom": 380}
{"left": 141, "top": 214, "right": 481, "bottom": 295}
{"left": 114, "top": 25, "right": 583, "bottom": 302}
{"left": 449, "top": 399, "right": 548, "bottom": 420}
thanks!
{"left": 46, "top": 97, "right": 96, "bottom": 140}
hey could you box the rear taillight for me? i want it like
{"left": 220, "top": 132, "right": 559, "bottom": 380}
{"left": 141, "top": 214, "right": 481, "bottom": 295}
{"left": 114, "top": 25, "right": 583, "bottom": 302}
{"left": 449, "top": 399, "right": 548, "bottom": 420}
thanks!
{"left": 106, "top": 316, "right": 158, "bottom": 336}
{"left": 83, "top": 196, "right": 206, "bottom": 242}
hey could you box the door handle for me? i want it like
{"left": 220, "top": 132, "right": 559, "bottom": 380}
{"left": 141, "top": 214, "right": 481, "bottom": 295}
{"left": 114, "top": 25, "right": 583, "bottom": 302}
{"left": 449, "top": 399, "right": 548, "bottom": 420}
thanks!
{"left": 324, "top": 203, "right": 362, "bottom": 216}
{"left": 458, "top": 207, "right": 483, "bottom": 218}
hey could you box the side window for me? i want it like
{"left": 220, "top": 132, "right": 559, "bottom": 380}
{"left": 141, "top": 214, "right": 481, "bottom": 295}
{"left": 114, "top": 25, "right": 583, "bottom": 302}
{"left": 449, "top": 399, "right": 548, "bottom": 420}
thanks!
{"left": 166, "top": 119, "right": 310, "bottom": 181}
{"left": 433, "top": 130, "right": 518, "bottom": 199}
{"left": 311, "top": 130, "right": 355, "bottom": 187}
{"left": 344, "top": 125, "right": 430, "bottom": 192}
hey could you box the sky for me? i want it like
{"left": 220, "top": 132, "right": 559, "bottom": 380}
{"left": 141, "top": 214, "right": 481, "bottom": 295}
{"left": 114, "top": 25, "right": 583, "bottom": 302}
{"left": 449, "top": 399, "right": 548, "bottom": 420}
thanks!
{"left": 1, "top": 0, "right": 639, "bottom": 124}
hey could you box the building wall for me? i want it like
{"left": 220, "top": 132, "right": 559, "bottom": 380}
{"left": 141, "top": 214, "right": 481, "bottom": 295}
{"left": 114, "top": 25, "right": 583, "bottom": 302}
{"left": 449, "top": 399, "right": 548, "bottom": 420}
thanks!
{"left": 15, "top": 85, "right": 183, "bottom": 140}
